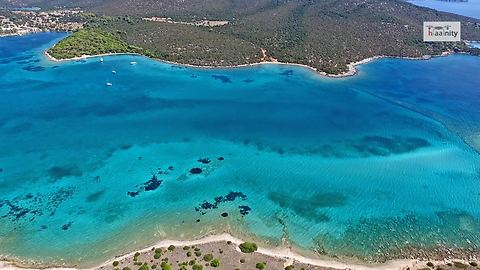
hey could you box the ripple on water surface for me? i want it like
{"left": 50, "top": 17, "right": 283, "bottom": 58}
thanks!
{"left": 0, "top": 33, "right": 480, "bottom": 267}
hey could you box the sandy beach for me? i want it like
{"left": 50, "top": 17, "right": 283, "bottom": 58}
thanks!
{"left": 1, "top": 233, "right": 478, "bottom": 270}
{"left": 43, "top": 49, "right": 452, "bottom": 79}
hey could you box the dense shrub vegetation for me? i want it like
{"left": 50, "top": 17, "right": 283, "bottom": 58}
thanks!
{"left": 38, "top": 0, "right": 480, "bottom": 74}
{"left": 47, "top": 28, "right": 150, "bottom": 59}
{"left": 239, "top": 242, "right": 258, "bottom": 253}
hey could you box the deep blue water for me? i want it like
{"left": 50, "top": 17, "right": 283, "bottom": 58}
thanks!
{"left": 408, "top": 0, "right": 480, "bottom": 19}
{"left": 1, "top": 32, "right": 480, "bottom": 266}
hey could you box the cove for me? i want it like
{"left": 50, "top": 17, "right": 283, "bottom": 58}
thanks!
{"left": 0, "top": 32, "right": 480, "bottom": 267}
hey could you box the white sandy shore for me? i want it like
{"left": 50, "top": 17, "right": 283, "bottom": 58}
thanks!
{"left": 0, "top": 232, "right": 471, "bottom": 270}
{"left": 0, "top": 233, "right": 409, "bottom": 270}
{"left": 43, "top": 50, "right": 452, "bottom": 79}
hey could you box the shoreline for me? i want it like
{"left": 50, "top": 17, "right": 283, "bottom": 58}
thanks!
{"left": 1, "top": 232, "right": 478, "bottom": 270}
{"left": 0, "top": 232, "right": 467, "bottom": 270}
{"left": 43, "top": 50, "right": 453, "bottom": 79}
{"left": 0, "top": 40, "right": 471, "bottom": 270}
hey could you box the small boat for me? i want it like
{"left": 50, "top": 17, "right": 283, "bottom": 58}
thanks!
{"left": 112, "top": 70, "right": 116, "bottom": 74}
{"left": 106, "top": 82, "right": 113, "bottom": 86}
{"left": 100, "top": 57, "right": 104, "bottom": 62}
{"left": 130, "top": 61, "right": 137, "bottom": 65}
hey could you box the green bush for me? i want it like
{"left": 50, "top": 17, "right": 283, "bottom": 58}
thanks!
{"left": 155, "top": 248, "right": 162, "bottom": 254}
{"left": 151, "top": 265, "right": 156, "bottom": 269}
{"left": 426, "top": 262, "right": 434, "bottom": 267}
{"left": 113, "top": 261, "right": 120, "bottom": 267}
{"left": 183, "top": 246, "right": 190, "bottom": 250}
{"left": 285, "top": 266, "right": 294, "bottom": 270}
{"left": 192, "top": 264, "right": 203, "bottom": 270}
{"left": 210, "top": 259, "right": 220, "bottom": 267}
{"left": 186, "top": 251, "right": 192, "bottom": 257}
{"left": 203, "top": 254, "right": 213, "bottom": 261}
{"left": 167, "top": 245, "right": 175, "bottom": 251}
{"left": 160, "top": 262, "right": 171, "bottom": 270}
{"left": 153, "top": 253, "right": 161, "bottom": 259}
{"left": 139, "top": 263, "right": 149, "bottom": 270}
{"left": 194, "top": 251, "right": 202, "bottom": 257}
{"left": 123, "top": 267, "right": 131, "bottom": 270}
{"left": 239, "top": 242, "right": 258, "bottom": 253}
{"left": 256, "top": 262, "right": 266, "bottom": 269}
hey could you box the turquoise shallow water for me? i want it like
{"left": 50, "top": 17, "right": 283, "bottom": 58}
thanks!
{"left": 1, "top": 32, "right": 480, "bottom": 266}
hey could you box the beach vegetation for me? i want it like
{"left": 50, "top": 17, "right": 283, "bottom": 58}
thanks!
{"left": 210, "top": 259, "right": 220, "bottom": 267}
{"left": 239, "top": 242, "right": 258, "bottom": 253}
{"left": 153, "top": 253, "right": 161, "bottom": 259}
{"left": 154, "top": 248, "right": 162, "bottom": 254}
{"left": 285, "top": 266, "right": 294, "bottom": 270}
{"left": 186, "top": 251, "right": 192, "bottom": 257}
{"left": 151, "top": 265, "right": 156, "bottom": 269}
{"left": 113, "top": 261, "right": 120, "bottom": 267}
{"left": 194, "top": 251, "right": 202, "bottom": 257}
{"left": 426, "top": 262, "right": 434, "bottom": 267}
{"left": 453, "top": 261, "right": 468, "bottom": 269}
{"left": 183, "top": 246, "right": 190, "bottom": 250}
{"left": 122, "top": 267, "right": 131, "bottom": 270}
{"left": 189, "top": 260, "right": 196, "bottom": 265}
{"left": 192, "top": 264, "right": 203, "bottom": 270}
{"left": 256, "top": 262, "right": 266, "bottom": 269}
{"left": 139, "top": 263, "right": 149, "bottom": 270}
{"left": 48, "top": 28, "right": 151, "bottom": 60}
{"left": 202, "top": 254, "right": 213, "bottom": 261}
{"left": 194, "top": 247, "right": 200, "bottom": 251}
{"left": 470, "top": 262, "right": 478, "bottom": 267}
{"left": 167, "top": 245, "right": 175, "bottom": 251}
{"left": 160, "top": 262, "right": 171, "bottom": 270}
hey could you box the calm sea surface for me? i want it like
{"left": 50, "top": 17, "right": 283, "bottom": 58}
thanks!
{"left": 408, "top": 0, "right": 480, "bottom": 19}
{"left": 1, "top": 32, "right": 480, "bottom": 266}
